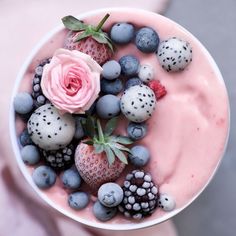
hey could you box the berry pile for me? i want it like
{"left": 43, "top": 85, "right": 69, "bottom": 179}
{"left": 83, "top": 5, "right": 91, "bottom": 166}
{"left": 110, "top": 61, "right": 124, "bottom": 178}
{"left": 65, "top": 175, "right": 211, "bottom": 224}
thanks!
{"left": 13, "top": 12, "right": 193, "bottom": 223}
{"left": 119, "top": 170, "right": 158, "bottom": 220}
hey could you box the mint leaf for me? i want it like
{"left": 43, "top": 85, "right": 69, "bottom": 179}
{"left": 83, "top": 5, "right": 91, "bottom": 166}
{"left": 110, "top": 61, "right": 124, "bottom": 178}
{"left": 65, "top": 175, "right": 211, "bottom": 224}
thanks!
{"left": 83, "top": 140, "right": 93, "bottom": 145}
{"left": 109, "top": 136, "right": 133, "bottom": 145}
{"left": 97, "top": 119, "right": 105, "bottom": 142}
{"left": 104, "top": 117, "right": 118, "bottom": 136}
{"left": 75, "top": 30, "right": 91, "bottom": 42}
{"left": 94, "top": 144, "right": 104, "bottom": 154}
{"left": 104, "top": 145, "right": 115, "bottom": 166}
{"left": 83, "top": 116, "right": 95, "bottom": 138}
{"left": 62, "top": 15, "right": 87, "bottom": 31}
{"left": 110, "top": 146, "right": 128, "bottom": 164}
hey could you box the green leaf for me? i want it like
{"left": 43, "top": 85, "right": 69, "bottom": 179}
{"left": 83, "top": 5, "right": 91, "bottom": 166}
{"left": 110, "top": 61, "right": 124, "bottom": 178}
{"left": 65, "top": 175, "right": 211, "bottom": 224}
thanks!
{"left": 83, "top": 140, "right": 93, "bottom": 145}
{"left": 110, "top": 143, "right": 131, "bottom": 154}
{"left": 83, "top": 116, "right": 95, "bottom": 138}
{"left": 110, "top": 146, "right": 128, "bottom": 164}
{"left": 104, "top": 145, "right": 115, "bottom": 166}
{"left": 62, "top": 15, "right": 87, "bottom": 31}
{"left": 104, "top": 117, "right": 118, "bottom": 136}
{"left": 93, "top": 143, "right": 104, "bottom": 154}
{"left": 74, "top": 30, "right": 92, "bottom": 42}
{"left": 96, "top": 119, "right": 105, "bottom": 142}
{"left": 109, "top": 136, "right": 133, "bottom": 145}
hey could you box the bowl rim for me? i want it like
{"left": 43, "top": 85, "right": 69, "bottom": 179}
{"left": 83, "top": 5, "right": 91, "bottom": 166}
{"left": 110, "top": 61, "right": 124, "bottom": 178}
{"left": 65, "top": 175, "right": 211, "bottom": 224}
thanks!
{"left": 9, "top": 7, "right": 230, "bottom": 231}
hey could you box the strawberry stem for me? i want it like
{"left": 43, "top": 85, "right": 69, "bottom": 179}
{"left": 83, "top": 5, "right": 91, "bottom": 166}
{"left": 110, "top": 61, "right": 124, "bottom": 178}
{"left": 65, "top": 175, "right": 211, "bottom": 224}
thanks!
{"left": 95, "top": 13, "right": 110, "bottom": 32}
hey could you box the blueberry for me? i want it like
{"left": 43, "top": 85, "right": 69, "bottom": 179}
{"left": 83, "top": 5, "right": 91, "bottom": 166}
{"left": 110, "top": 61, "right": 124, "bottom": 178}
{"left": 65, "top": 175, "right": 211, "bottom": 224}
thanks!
{"left": 119, "top": 55, "right": 140, "bottom": 77}
{"left": 19, "top": 128, "right": 33, "bottom": 146}
{"left": 93, "top": 200, "right": 117, "bottom": 222}
{"left": 101, "top": 78, "right": 123, "bottom": 95}
{"left": 127, "top": 122, "right": 147, "bottom": 140}
{"left": 158, "top": 193, "right": 176, "bottom": 212}
{"left": 21, "top": 145, "right": 41, "bottom": 165}
{"left": 32, "top": 165, "right": 56, "bottom": 189}
{"left": 129, "top": 145, "right": 150, "bottom": 167}
{"left": 102, "top": 60, "right": 121, "bottom": 80}
{"left": 98, "top": 182, "right": 124, "bottom": 207}
{"left": 14, "top": 92, "right": 34, "bottom": 114}
{"left": 74, "top": 116, "right": 85, "bottom": 139}
{"left": 110, "top": 22, "right": 135, "bottom": 44}
{"left": 68, "top": 192, "right": 89, "bottom": 210}
{"left": 61, "top": 168, "right": 82, "bottom": 190}
{"left": 96, "top": 95, "right": 120, "bottom": 119}
{"left": 125, "top": 77, "right": 143, "bottom": 90}
{"left": 135, "top": 27, "right": 159, "bottom": 53}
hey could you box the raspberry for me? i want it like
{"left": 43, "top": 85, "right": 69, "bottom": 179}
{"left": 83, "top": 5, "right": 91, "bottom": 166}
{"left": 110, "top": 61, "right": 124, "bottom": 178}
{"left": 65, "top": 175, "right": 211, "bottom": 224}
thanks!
{"left": 148, "top": 80, "right": 167, "bottom": 100}
{"left": 118, "top": 170, "right": 159, "bottom": 220}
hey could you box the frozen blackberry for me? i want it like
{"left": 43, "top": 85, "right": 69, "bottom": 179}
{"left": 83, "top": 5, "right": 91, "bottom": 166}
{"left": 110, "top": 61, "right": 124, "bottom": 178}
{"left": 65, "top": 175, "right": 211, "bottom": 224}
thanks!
{"left": 32, "top": 58, "right": 51, "bottom": 108}
{"left": 42, "top": 143, "right": 75, "bottom": 172}
{"left": 118, "top": 170, "right": 159, "bottom": 220}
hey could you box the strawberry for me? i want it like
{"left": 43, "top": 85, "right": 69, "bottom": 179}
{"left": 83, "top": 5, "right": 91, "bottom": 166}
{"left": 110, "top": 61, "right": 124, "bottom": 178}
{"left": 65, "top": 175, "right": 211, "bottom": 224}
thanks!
{"left": 75, "top": 117, "right": 132, "bottom": 190}
{"left": 62, "top": 14, "right": 113, "bottom": 65}
{"left": 148, "top": 80, "right": 167, "bottom": 100}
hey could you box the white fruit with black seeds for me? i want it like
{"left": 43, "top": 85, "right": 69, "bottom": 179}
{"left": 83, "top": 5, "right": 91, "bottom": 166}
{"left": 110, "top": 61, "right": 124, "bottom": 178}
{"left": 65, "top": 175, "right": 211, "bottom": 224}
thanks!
{"left": 27, "top": 104, "right": 75, "bottom": 150}
{"left": 138, "top": 64, "right": 154, "bottom": 83}
{"left": 158, "top": 193, "right": 176, "bottom": 212}
{"left": 157, "top": 37, "right": 192, "bottom": 72}
{"left": 120, "top": 85, "right": 156, "bottom": 123}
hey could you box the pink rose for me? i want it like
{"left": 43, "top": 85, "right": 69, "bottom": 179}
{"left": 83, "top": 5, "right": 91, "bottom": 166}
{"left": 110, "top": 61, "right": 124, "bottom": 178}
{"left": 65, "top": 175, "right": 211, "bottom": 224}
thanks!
{"left": 41, "top": 48, "right": 102, "bottom": 114}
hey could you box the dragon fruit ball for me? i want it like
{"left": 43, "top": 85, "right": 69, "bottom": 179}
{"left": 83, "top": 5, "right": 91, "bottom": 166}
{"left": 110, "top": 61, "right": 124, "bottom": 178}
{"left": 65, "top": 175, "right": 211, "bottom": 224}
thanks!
{"left": 120, "top": 85, "right": 156, "bottom": 122}
{"left": 27, "top": 104, "right": 75, "bottom": 150}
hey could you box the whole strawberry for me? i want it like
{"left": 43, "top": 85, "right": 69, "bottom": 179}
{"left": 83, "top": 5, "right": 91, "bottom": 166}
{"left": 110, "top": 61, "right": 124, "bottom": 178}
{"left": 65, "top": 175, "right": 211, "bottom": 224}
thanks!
{"left": 75, "top": 117, "right": 132, "bottom": 190}
{"left": 62, "top": 14, "right": 113, "bottom": 65}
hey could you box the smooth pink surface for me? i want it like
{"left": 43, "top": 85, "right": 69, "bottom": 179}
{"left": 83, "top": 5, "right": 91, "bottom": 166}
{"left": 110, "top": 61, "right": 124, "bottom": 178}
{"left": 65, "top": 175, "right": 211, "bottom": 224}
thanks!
{"left": 0, "top": 1, "right": 178, "bottom": 236}
{"left": 13, "top": 7, "right": 228, "bottom": 231}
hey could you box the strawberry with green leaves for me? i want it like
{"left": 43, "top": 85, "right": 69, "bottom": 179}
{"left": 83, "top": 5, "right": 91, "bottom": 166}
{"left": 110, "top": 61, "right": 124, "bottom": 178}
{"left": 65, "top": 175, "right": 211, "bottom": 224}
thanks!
{"left": 75, "top": 117, "right": 132, "bottom": 190}
{"left": 62, "top": 14, "right": 113, "bottom": 65}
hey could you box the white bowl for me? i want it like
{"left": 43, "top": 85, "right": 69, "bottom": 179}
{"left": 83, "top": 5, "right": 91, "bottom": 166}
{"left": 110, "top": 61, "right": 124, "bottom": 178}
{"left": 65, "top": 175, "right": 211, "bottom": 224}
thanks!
{"left": 9, "top": 8, "right": 230, "bottom": 231}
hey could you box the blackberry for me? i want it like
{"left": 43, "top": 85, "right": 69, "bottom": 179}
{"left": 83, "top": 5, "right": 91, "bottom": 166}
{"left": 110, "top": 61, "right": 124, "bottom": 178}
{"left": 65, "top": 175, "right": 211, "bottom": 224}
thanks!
{"left": 118, "top": 170, "right": 159, "bottom": 220}
{"left": 42, "top": 143, "right": 75, "bottom": 172}
{"left": 32, "top": 58, "right": 51, "bottom": 108}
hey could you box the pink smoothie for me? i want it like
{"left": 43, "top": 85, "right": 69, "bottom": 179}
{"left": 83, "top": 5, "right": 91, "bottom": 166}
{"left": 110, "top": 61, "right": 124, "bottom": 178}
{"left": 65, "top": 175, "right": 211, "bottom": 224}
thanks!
{"left": 13, "top": 9, "right": 229, "bottom": 229}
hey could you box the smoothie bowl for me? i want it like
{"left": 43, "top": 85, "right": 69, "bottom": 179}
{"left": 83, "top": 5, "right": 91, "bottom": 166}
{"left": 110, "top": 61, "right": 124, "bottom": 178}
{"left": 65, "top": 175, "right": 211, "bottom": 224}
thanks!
{"left": 10, "top": 8, "right": 229, "bottom": 230}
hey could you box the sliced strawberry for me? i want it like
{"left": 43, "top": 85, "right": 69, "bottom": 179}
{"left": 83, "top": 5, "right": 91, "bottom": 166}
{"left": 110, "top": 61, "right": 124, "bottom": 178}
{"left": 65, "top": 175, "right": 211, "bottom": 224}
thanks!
{"left": 148, "top": 80, "right": 167, "bottom": 100}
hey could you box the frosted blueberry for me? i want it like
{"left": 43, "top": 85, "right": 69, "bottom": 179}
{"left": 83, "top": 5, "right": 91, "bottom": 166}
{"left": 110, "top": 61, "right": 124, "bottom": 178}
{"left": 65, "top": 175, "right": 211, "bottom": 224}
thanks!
{"left": 14, "top": 92, "right": 34, "bottom": 114}
{"left": 93, "top": 200, "right": 117, "bottom": 222}
{"left": 96, "top": 95, "right": 120, "bottom": 119}
{"left": 21, "top": 145, "right": 40, "bottom": 165}
{"left": 61, "top": 168, "right": 82, "bottom": 190}
{"left": 102, "top": 60, "right": 121, "bottom": 80}
{"left": 32, "top": 165, "right": 56, "bottom": 189}
{"left": 98, "top": 182, "right": 124, "bottom": 207}
{"left": 110, "top": 22, "right": 135, "bottom": 44}
{"left": 129, "top": 145, "right": 150, "bottom": 167}
{"left": 68, "top": 192, "right": 89, "bottom": 210}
